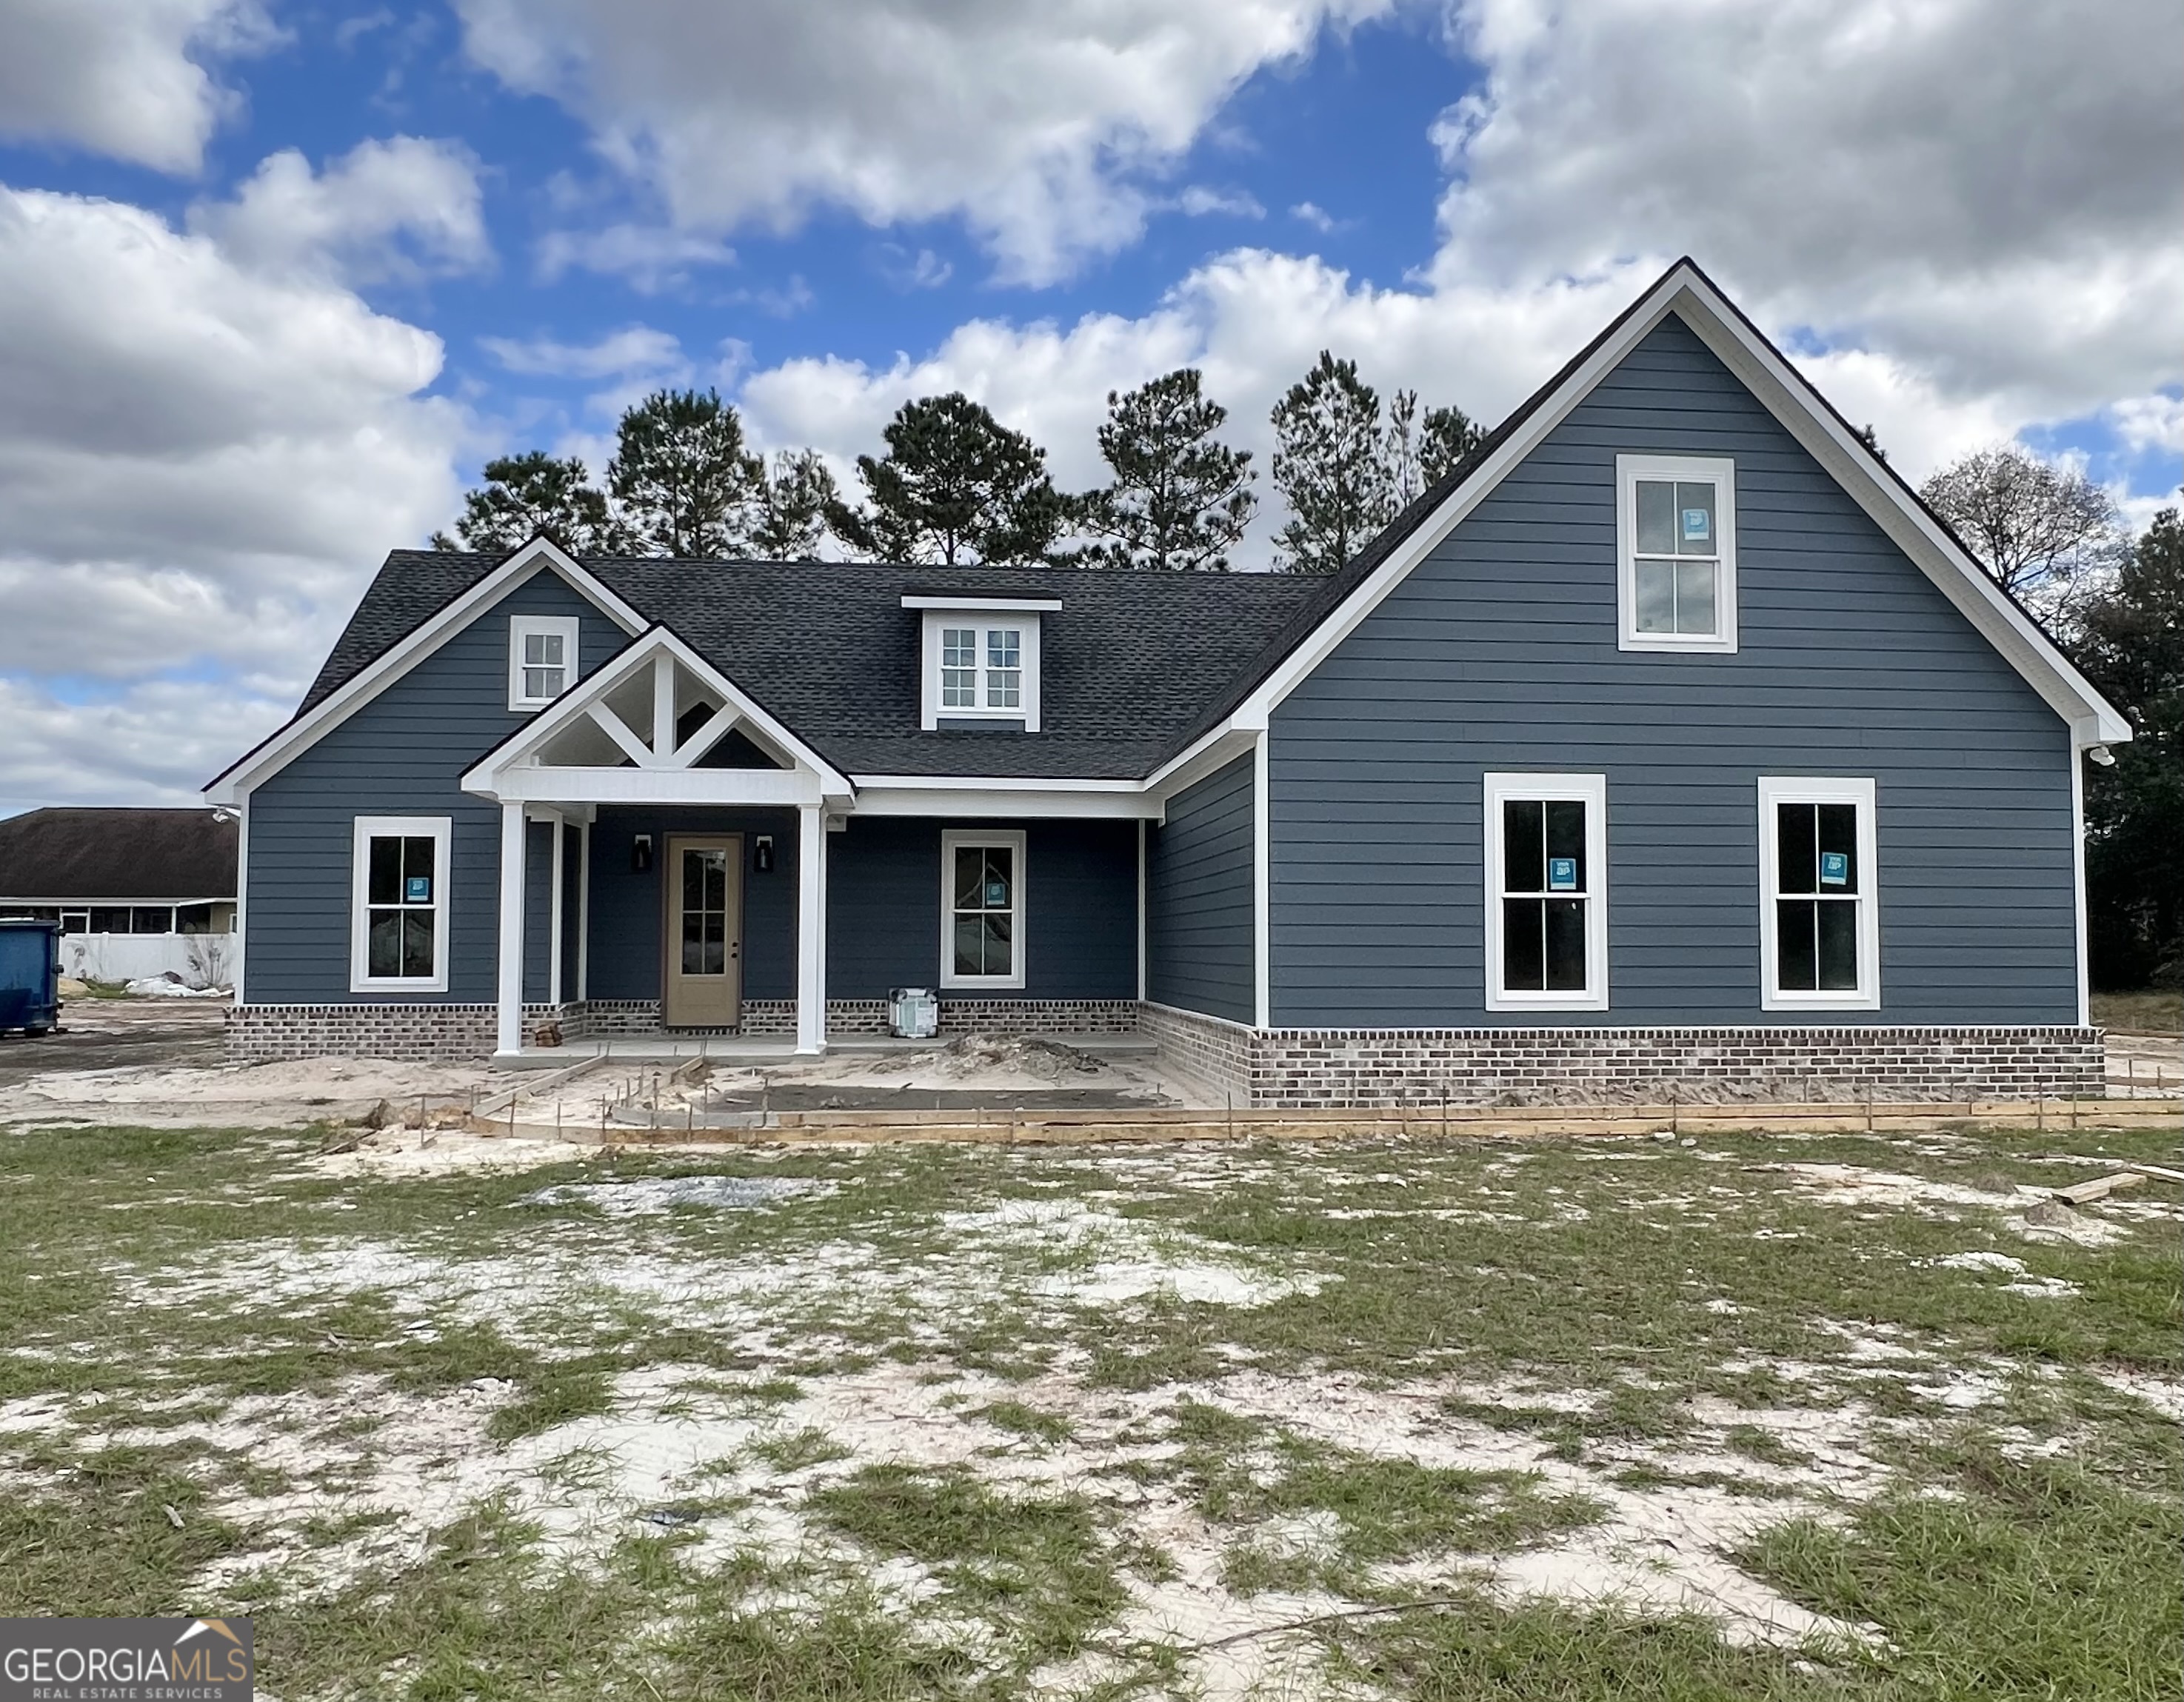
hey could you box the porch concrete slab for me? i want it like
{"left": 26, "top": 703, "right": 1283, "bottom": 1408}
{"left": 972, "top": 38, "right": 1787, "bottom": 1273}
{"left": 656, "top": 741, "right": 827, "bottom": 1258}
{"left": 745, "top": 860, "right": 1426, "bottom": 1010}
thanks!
{"left": 495, "top": 1032, "right": 1158, "bottom": 1070}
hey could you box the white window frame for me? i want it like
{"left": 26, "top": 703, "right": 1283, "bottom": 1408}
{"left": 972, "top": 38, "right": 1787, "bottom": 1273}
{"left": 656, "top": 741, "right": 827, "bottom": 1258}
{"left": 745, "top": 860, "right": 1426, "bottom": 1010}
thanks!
{"left": 919, "top": 612, "right": 1041, "bottom": 731}
{"left": 940, "top": 828, "right": 1026, "bottom": 990}
{"left": 1757, "top": 776, "right": 1880, "bottom": 1012}
{"left": 508, "top": 615, "right": 581, "bottom": 711}
{"left": 1483, "top": 772, "right": 1610, "bottom": 1012}
{"left": 350, "top": 815, "right": 452, "bottom": 993}
{"left": 1617, "top": 454, "right": 1737, "bottom": 654}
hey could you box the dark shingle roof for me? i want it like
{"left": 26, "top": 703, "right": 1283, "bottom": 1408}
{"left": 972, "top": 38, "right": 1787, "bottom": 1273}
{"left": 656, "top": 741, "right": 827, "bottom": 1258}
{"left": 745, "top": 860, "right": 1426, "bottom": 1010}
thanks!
{"left": 303, "top": 555, "right": 1325, "bottom": 780}
{"left": 0, "top": 807, "right": 237, "bottom": 901}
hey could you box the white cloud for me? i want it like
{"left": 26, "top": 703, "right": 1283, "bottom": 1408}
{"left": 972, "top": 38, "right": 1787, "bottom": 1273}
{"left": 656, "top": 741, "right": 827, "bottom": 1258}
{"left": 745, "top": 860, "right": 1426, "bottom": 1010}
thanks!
{"left": 190, "top": 136, "right": 492, "bottom": 285}
{"left": 453, "top": 0, "right": 1392, "bottom": 284}
{"left": 0, "top": 0, "right": 278, "bottom": 173}
{"left": 481, "top": 325, "right": 687, "bottom": 381}
{"left": 534, "top": 222, "right": 738, "bottom": 292}
{"left": 1176, "top": 186, "right": 1266, "bottom": 219}
{"left": 1289, "top": 200, "right": 1340, "bottom": 232}
{"left": 0, "top": 186, "right": 464, "bottom": 809}
{"left": 1428, "top": 0, "right": 2184, "bottom": 426}
{"left": 2110, "top": 393, "right": 2184, "bottom": 458}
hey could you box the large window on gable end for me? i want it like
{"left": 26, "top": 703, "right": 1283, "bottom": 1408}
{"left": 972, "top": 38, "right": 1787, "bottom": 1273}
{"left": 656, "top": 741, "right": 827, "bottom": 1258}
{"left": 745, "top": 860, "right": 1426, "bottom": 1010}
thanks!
{"left": 1617, "top": 455, "right": 1737, "bottom": 653}
{"left": 350, "top": 815, "right": 450, "bottom": 992}
{"left": 509, "top": 615, "right": 581, "bottom": 710}
{"left": 1483, "top": 772, "right": 1609, "bottom": 1011}
{"left": 1758, "top": 777, "right": 1880, "bottom": 1010}
{"left": 941, "top": 830, "right": 1026, "bottom": 990}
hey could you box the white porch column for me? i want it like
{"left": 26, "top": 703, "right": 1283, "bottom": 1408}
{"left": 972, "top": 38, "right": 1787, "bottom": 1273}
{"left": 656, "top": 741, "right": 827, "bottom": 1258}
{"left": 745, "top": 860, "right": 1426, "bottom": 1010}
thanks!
{"left": 575, "top": 818, "right": 592, "bottom": 1002}
{"left": 495, "top": 800, "right": 526, "bottom": 1057}
{"left": 795, "top": 801, "right": 827, "bottom": 1054}
{"left": 547, "top": 813, "right": 565, "bottom": 1008}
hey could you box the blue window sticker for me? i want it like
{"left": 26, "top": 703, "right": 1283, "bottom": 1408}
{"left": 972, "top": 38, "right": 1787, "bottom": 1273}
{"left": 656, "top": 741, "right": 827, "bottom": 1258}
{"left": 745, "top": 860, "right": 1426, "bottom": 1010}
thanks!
{"left": 984, "top": 881, "right": 1009, "bottom": 907}
{"left": 1681, "top": 508, "right": 1711, "bottom": 542}
{"left": 1819, "top": 851, "right": 1849, "bottom": 887}
{"left": 404, "top": 875, "right": 431, "bottom": 903}
{"left": 1547, "top": 856, "right": 1578, "bottom": 892}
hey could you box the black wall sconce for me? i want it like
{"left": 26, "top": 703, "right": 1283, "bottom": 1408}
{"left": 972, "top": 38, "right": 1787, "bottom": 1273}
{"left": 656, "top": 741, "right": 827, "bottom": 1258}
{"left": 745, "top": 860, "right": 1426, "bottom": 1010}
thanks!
{"left": 631, "top": 833, "right": 652, "bottom": 872}
{"left": 752, "top": 835, "right": 775, "bottom": 873}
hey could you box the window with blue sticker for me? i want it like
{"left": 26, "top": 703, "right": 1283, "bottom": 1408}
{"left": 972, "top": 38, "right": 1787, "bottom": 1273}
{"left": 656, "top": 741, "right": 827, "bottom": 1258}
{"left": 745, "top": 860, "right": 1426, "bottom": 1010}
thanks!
{"left": 1620, "top": 458, "right": 1734, "bottom": 652}
{"left": 944, "top": 833, "right": 1024, "bottom": 987}
{"left": 1498, "top": 795, "right": 1594, "bottom": 995}
{"left": 363, "top": 831, "right": 441, "bottom": 981}
{"left": 1774, "top": 801, "right": 1863, "bottom": 993}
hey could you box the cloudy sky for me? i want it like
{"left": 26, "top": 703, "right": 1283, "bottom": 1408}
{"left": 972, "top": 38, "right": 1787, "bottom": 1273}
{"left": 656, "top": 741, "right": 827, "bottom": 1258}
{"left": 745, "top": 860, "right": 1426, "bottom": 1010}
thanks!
{"left": 1, "top": 0, "right": 2178, "bottom": 812}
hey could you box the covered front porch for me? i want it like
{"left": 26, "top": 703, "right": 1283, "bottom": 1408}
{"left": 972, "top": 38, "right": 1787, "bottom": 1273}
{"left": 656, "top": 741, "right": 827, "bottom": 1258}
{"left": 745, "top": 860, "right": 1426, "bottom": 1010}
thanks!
{"left": 465, "top": 627, "right": 1154, "bottom": 1063}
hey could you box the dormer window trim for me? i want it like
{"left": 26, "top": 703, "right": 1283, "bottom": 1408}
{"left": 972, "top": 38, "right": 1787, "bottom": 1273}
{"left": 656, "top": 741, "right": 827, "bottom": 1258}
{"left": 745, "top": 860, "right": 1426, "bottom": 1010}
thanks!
{"left": 508, "top": 614, "right": 581, "bottom": 711}
{"left": 914, "top": 607, "right": 1044, "bottom": 732}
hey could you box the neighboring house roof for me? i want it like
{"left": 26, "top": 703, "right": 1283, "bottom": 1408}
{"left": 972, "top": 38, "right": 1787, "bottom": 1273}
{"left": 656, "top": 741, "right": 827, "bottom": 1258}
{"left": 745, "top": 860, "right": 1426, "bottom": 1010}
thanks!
{"left": 0, "top": 807, "right": 238, "bottom": 901}
{"left": 301, "top": 555, "right": 1326, "bottom": 781}
{"left": 221, "top": 258, "right": 2128, "bottom": 804}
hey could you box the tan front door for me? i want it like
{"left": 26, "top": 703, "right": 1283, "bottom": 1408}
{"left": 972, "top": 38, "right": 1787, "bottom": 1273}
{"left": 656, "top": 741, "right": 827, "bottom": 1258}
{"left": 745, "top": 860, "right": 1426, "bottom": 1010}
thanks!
{"left": 664, "top": 835, "right": 741, "bottom": 1027}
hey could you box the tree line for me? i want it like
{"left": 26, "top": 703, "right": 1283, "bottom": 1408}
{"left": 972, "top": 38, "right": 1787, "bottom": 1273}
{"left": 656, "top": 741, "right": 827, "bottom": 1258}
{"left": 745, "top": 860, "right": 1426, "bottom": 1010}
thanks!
{"left": 435, "top": 358, "right": 1483, "bottom": 574}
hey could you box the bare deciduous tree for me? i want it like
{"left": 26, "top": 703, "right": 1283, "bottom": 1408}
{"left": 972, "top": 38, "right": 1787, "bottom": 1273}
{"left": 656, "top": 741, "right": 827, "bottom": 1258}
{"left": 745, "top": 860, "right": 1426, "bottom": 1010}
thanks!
{"left": 1920, "top": 444, "right": 2123, "bottom": 618}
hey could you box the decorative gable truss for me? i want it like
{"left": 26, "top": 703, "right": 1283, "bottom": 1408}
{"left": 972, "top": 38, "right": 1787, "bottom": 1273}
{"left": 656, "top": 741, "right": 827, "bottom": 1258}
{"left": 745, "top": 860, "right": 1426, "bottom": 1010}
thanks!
{"left": 461, "top": 627, "right": 853, "bottom": 807}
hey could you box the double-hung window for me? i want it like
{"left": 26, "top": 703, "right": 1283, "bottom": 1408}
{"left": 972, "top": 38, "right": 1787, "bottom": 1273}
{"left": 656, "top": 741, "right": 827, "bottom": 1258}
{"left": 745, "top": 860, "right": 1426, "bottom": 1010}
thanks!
{"left": 508, "top": 615, "right": 581, "bottom": 710}
{"left": 912, "top": 600, "right": 1049, "bottom": 730}
{"left": 350, "top": 816, "right": 450, "bottom": 992}
{"left": 1483, "top": 773, "right": 1609, "bottom": 1010}
{"left": 941, "top": 830, "right": 1025, "bottom": 990}
{"left": 1758, "top": 778, "right": 1879, "bottom": 1009}
{"left": 1617, "top": 455, "right": 1737, "bottom": 653}
{"left": 936, "top": 625, "right": 1025, "bottom": 713}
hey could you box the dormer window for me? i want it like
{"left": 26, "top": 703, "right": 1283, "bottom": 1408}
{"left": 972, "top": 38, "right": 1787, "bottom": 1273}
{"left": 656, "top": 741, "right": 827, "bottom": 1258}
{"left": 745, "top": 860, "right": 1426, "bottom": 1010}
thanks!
{"left": 906, "top": 594, "right": 1058, "bottom": 731}
{"left": 509, "top": 615, "right": 581, "bottom": 710}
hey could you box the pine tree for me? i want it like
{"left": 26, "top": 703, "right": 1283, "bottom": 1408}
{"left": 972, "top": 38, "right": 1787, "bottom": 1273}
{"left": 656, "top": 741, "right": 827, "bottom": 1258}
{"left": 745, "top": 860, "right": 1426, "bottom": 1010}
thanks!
{"left": 1420, "top": 403, "right": 1483, "bottom": 484}
{"left": 826, "top": 392, "right": 1068, "bottom": 566}
{"left": 432, "top": 452, "right": 618, "bottom": 554}
{"left": 749, "top": 450, "right": 840, "bottom": 561}
{"left": 1081, "top": 368, "right": 1255, "bottom": 570}
{"left": 1270, "top": 351, "right": 1392, "bottom": 573}
{"left": 607, "top": 388, "right": 767, "bottom": 558}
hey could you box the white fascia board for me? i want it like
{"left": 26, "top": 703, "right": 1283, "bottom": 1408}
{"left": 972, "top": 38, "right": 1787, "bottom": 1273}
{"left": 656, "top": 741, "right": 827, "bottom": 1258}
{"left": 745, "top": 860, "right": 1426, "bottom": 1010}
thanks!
{"left": 204, "top": 538, "right": 647, "bottom": 805}
{"left": 494, "top": 767, "right": 824, "bottom": 806}
{"left": 1214, "top": 261, "right": 2129, "bottom": 750}
{"left": 461, "top": 624, "right": 854, "bottom": 801}
{"left": 853, "top": 784, "right": 1161, "bottom": 819}
{"left": 1143, "top": 724, "right": 1262, "bottom": 805}
{"left": 901, "top": 595, "right": 1063, "bottom": 611}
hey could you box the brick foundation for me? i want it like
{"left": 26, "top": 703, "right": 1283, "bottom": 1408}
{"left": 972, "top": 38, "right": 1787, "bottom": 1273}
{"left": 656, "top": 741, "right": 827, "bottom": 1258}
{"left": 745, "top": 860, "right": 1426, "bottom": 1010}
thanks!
{"left": 227, "top": 998, "right": 2104, "bottom": 1103}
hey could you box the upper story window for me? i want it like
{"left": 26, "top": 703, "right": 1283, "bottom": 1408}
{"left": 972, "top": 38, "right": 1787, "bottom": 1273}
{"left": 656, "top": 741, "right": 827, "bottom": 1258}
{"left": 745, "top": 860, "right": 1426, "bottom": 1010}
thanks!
{"left": 907, "top": 595, "right": 1057, "bottom": 731}
{"left": 1757, "top": 776, "right": 1880, "bottom": 1010}
{"left": 509, "top": 615, "right": 581, "bottom": 711}
{"left": 1617, "top": 455, "right": 1737, "bottom": 654}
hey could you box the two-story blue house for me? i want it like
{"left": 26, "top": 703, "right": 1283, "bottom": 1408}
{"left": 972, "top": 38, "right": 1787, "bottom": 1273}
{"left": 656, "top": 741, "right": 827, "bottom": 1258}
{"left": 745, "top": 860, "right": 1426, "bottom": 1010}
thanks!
{"left": 205, "top": 262, "right": 2129, "bottom": 1106}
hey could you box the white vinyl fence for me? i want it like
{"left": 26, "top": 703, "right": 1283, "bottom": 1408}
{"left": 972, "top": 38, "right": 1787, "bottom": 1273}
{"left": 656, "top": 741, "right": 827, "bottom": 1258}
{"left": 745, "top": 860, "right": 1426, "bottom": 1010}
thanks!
{"left": 61, "top": 932, "right": 235, "bottom": 990}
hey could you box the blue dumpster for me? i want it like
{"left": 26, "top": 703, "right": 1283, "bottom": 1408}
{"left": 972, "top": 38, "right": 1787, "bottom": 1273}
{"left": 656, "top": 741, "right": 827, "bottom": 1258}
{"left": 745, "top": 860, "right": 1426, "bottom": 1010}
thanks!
{"left": 0, "top": 918, "right": 62, "bottom": 1037}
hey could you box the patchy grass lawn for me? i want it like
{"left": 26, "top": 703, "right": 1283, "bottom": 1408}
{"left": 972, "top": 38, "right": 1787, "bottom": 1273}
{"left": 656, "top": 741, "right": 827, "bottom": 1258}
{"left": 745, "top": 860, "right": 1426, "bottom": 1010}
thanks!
{"left": 2094, "top": 990, "right": 2182, "bottom": 1035}
{"left": 0, "top": 1118, "right": 2178, "bottom": 1699}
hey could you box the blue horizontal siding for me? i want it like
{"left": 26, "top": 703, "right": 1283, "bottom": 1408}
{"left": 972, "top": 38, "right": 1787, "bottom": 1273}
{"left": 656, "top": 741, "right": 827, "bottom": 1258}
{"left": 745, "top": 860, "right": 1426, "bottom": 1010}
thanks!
{"left": 1146, "top": 754, "right": 1255, "bottom": 1022}
{"left": 1267, "top": 312, "right": 2078, "bottom": 1029}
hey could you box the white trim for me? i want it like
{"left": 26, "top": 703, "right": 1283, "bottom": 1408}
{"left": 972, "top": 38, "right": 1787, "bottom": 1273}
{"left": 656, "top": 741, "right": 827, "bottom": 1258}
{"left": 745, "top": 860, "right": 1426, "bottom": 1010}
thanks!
{"left": 1757, "top": 775, "right": 1881, "bottom": 1012}
{"left": 547, "top": 813, "right": 566, "bottom": 1007}
{"left": 1615, "top": 454, "right": 1737, "bottom": 653}
{"left": 232, "top": 796, "right": 249, "bottom": 1002}
{"left": 1252, "top": 730, "right": 1270, "bottom": 1028}
{"left": 651, "top": 653, "right": 676, "bottom": 756}
{"left": 1213, "top": 263, "right": 2128, "bottom": 750}
{"left": 1136, "top": 818, "right": 1148, "bottom": 1003}
{"left": 348, "top": 814, "right": 452, "bottom": 995}
{"left": 575, "top": 817, "right": 591, "bottom": 1003}
{"left": 2071, "top": 751, "right": 2089, "bottom": 1028}
{"left": 901, "top": 594, "right": 1062, "bottom": 612}
{"left": 854, "top": 786, "right": 1159, "bottom": 819}
{"left": 919, "top": 611, "right": 1042, "bottom": 732}
{"left": 494, "top": 767, "right": 822, "bottom": 807}
{"left": 508, "top": 614, "right": 581, "bottom": 710}
{"left": 495, "top": 802, "right": 524, "bottom": 1055}
{"left": 461, "top": 625, "right": 853, "bottom": 801}
{"left": 586, "top": 702, "right": 656, "bottom": 768}
{"left": 940, "top": 829, "right": 1027, "bottom": 991}
{"left": 796, "top": 803, "right": 828, "bottom": 1052}
{"left": 1482, "top": 772, "right": 1610, "bottom": 1012}
{"left": 207, "top": 538, "right": 646, "bottom": 804}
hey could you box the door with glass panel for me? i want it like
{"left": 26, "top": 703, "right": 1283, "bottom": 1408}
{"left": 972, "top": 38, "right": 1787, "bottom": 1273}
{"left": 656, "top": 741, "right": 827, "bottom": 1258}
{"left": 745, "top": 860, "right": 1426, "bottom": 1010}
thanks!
{"left": 664, "top": 835, "right": 741, "bottom": 1027}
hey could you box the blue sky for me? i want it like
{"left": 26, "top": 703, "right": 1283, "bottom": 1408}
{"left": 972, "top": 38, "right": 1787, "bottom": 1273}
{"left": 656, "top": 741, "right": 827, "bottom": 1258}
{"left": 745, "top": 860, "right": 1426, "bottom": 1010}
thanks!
{"left": 0, "top": 0, "right": 2177, "bottom": 809}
